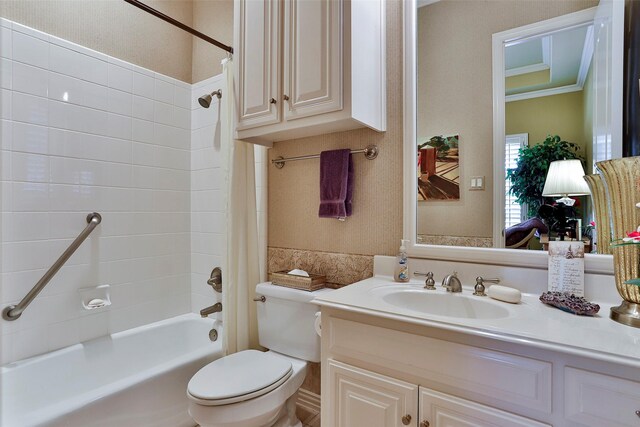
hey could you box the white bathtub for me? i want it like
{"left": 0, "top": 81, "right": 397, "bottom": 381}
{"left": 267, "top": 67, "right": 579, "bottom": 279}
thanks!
{"left": 1, "top": 314, "right": 223, "bottom": 427}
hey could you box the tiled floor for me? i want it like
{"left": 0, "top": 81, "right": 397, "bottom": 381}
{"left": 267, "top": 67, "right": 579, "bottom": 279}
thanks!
{"left": 301, "top": 413, "right": 321, "bottom": 427}
{"left": 297, "top": 404, "right": 321, "bottom": 427}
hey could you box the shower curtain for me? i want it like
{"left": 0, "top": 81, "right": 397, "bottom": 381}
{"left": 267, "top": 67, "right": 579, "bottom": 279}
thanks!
{"left": 221, "top": 58, "right": 261, "bottom": 354}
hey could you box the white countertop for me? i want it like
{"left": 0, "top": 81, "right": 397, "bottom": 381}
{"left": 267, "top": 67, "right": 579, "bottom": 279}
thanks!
{"left": 314, "top": 276, "right": 640, "bottom": 368}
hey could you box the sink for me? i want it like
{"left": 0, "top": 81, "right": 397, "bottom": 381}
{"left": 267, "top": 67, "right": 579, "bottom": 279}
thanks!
{"left": 374, "top": 288, "right": 511, "bottom": 319}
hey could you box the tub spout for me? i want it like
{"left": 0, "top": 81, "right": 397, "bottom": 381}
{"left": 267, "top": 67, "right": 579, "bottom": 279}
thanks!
{"left": 200, "top": 302, "right": 222, "bottom": 318}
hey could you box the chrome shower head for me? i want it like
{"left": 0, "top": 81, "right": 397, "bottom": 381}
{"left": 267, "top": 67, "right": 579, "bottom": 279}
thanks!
{"left": 198, "top": 90, "right": 222, "bottom": 108}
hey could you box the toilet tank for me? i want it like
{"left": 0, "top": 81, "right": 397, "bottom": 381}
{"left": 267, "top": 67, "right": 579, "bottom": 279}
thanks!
{"left": 256, "top": 283, "right": 333, "bottom": 363}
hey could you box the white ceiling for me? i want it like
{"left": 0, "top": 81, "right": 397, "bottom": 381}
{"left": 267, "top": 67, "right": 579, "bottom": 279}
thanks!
{"left": 505, "top": 24, "right": 593, "bottom": 97}
{"left": 505, "top": 38, "right": 545, "bottom": 70}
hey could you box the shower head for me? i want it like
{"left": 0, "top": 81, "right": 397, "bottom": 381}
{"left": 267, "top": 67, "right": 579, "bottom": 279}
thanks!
{"left": 198, "top": 90, "right": 222, "bottom": 108}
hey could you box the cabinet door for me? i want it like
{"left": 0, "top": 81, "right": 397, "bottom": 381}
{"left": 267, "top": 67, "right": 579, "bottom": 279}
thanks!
{"left": 235, "top": 0, "right": 280, "bottom": 130}
{"left": 283, "top": 0, "right": 342, "bottom": 121}
{"left": 565, "top": 367, "right": 640, "bottom": 426}
{"left": 419, "top": 387, "right": 549, "bottom": 427}
{"left": 328, "top": 359, "right": 418, "bottom": 427}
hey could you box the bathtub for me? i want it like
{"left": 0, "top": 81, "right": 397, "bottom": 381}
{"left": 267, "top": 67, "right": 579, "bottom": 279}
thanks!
{"left": 1, "top": 314, "right": 223, "bottom": 427}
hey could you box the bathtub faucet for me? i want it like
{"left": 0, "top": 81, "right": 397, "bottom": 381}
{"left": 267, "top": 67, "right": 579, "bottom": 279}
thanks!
{"left": 200, "top": 302, "right": 222, "bottom": 318}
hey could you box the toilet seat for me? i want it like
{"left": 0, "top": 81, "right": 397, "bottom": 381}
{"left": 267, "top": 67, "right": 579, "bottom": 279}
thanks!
{"left": 187, "top": 350, "right": 293, "bottom": 406}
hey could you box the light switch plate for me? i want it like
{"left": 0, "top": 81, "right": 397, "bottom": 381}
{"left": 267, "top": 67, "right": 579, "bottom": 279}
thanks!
{"left": 470, "top": 176, "right": 485, "bottom": 190}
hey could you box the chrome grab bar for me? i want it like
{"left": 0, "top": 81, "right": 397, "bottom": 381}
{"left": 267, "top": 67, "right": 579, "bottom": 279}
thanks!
{"left": 2, "top": 212, "right": 102, "bottom": 321}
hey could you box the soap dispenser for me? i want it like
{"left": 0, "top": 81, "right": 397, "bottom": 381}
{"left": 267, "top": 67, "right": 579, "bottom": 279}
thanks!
{"left": 394, "top": 239, "right": 410, "bottom": 282}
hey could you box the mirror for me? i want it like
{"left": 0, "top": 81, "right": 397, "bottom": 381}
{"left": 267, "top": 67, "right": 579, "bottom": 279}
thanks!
{"left": 409, "top": 0, "right": 623, "bottom": 268}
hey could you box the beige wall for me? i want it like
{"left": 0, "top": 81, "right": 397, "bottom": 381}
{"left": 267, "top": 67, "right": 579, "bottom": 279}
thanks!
{"left": 268, "top": 0, "right": 403, "bottom": 257}
{"left": 416, "top": 0, "right": 597, "bottom": 240}
{"left": 0, "top": 0, "right": 235, "bottom": 84}
{"left": 506, "top": 91, "right": 587, "bottom": 151}
{"left": 192, "top": 0, "right": 234, "bottom": 83}
{"left": 0, "top": 0, "right": 196, "bottom": 82}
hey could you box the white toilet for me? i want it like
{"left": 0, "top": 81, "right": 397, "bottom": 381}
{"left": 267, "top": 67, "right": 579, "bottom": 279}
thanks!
{"left": 187, "top": 282, "right": 332, "bottom": 427}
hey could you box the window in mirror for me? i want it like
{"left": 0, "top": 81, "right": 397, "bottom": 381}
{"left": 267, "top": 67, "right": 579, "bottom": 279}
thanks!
{"left": 504, "top": 134, "right": 528, "bottom": 230}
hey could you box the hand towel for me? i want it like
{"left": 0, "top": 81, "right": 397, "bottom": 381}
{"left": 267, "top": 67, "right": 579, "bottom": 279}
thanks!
{"left": 318, "top": 149, "right": 354, "bottom": 219}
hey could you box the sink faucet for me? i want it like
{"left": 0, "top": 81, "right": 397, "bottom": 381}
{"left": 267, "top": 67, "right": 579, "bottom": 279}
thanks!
{"left": 442, "top": 272, "right": 462, "bottom": 293}
{"left": 200, "top": 302, "right": 222, "bottom": 318}
{"left": 473, "top": 276, "right": 501, "bottom": 296}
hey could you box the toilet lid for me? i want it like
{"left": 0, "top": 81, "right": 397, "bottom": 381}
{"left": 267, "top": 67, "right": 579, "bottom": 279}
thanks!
{"left": 188, "top": 350, "right": 293, "bottom": 404}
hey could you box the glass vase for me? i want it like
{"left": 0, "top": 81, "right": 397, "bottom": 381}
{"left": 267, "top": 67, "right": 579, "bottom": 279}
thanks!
{"left": 597, "top": 157, "right": 640, "bottom": 327}
{"left": 584, "top": 174, "right": 612, "bottom": 254}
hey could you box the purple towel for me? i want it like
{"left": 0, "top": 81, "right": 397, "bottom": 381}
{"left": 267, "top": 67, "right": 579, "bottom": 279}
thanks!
{"left": 318, "top": 149, "right": 354, "bottom": 219}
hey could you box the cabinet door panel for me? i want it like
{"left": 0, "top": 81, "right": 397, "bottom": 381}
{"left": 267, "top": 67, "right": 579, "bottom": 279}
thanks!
{"left": 565, "top": 367, "right": 640, "bottom": 426}
{"left": 284, "top": 0, "right": 342, "bottom": 121}
{"left": 236, "top": 0, "right": 280, "bottom": 130}
{"left": 328, "top": 359, "right": 418, "bottom": 427}
{"left": 419, "top": 387, "right": 549, "bottom": 427}
{"left": 327, "top": 317, "right": 552, "bottom": 413}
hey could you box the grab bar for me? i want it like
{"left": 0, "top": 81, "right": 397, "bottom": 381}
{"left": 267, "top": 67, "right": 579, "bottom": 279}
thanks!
{"left": 2, "top": 212, "right": 102, "bottom": 321}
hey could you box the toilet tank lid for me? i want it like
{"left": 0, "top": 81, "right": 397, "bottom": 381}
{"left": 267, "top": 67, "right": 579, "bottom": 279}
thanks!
{"left": 256, "top": 282, "right": 334, "bottom": 303}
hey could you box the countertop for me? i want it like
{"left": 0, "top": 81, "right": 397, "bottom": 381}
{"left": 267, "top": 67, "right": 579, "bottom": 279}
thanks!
{"left": 313, "top": 276, "right": 640, "bottom": 368}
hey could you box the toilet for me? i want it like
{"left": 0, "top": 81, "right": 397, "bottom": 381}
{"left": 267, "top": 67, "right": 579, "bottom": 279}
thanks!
{"left": 187, "top": 282, "right": 333, "bottom": 427}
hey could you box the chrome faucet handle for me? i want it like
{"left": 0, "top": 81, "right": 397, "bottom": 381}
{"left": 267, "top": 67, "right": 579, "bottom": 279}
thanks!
{"left": 414, "top": 271, "right": 436, "bottom": 290}
{"left": 442, "top": 272, "right": 462, "bottom": 293}
{"left": 474, "top": 277, "right": 500, "bottom": 296}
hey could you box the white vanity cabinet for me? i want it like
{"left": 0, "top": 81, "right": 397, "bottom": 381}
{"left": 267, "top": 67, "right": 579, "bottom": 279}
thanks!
{"left": 233, "top": 0, "right": 386, "bottom": 144}
{"left": 328, "top": 359, "right": 418, "bottom": 427}
{"left": 320, "top": 308, "right": 640, "bottom": 427}
{"left": 418, "top": 388, "right": 549, "bottom": 427}
{"left": 327, "top": 358, "right": 548, "bottom": 427}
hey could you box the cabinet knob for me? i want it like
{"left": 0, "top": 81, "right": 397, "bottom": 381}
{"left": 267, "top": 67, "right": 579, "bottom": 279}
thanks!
{"left": 420, "top": 421, "right": 430, "bottom": 427}
{"left": 636, "top": 410, "right": 640, "bottom": 418}
{"left": 270, "top": 97, "right": 277, "bottom": 104}
{"left": 401, "top": 414, "right": 411, "bottom": 425}
{"left": 283, "top": 94, "right": 290, "bottom": 101}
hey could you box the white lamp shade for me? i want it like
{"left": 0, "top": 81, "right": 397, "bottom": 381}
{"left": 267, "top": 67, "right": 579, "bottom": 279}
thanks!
{"left": 542, "top": 159, "right": 590, "bottom": 197}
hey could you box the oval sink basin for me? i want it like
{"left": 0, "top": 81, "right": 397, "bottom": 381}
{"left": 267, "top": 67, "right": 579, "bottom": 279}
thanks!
{"left": 378, "top": 289, "right": 511, "bottom": 319}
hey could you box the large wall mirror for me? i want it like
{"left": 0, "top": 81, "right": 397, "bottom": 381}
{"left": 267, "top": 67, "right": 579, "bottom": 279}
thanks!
{"left": 403, "top": 0, "right": 624, "bottom": 272}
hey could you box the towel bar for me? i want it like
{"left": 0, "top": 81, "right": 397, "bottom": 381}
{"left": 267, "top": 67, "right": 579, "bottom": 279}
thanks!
{"left": 272, "top": 145, "right": 379, "bottom": 169}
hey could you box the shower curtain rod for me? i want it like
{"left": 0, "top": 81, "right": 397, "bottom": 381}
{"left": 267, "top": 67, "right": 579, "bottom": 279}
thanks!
{"left": 123, "top": 0, "right": 234, "bottom": 54}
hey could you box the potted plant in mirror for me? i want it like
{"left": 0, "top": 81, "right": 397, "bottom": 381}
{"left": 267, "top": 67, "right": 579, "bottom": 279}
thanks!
{"left": 507, "top": 135, "right": 584, "bottom": 219}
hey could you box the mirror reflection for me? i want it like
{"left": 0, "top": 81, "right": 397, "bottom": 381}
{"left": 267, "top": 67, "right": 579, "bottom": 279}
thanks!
{"left": 416, "top": 0, "right": 620, "bottom": 254}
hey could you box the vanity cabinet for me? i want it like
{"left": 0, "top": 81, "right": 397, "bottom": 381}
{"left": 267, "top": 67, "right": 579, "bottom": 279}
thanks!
{"left": 419, "top": 387, "right": 549, "bottom": 427}
{"left": 321, "top": 308, "right": 640, "bottom": 427}
{"left": 564, "top": 367, "right": 640, "bottom": 426}
{"left": 327, "top": 358, "right": 548, "bottom": 427}
{"left": 328, "top": 359, "right": 418, "bottom": 427}
{"left": 233, "top": 0, "right": 386, "bottom": 144}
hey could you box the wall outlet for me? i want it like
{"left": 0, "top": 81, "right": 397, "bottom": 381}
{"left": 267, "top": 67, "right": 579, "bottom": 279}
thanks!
{"left": 470, "top": 176, "right": 485, "bottom": 190}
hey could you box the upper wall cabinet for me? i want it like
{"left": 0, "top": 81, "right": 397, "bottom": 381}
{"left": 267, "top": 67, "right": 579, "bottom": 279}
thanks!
{"left": 234, "top": 0, "right": 387, "bottom": 145}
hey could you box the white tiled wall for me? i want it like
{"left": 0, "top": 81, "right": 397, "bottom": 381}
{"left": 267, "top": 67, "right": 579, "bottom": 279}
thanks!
{"left": 0, "top": 19, "right": 269, "bottom": 364}
{"left": 189, "top": 76, "right": 268, "bottom": 316}
{"left": 190, "top": 76, "right": 225, "bottom": 314}
{"left": 0, "top": 20, "right": 193, "bottom": 364}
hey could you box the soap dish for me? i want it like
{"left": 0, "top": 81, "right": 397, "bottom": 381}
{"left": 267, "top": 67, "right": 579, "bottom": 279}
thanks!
{"left": 539, "top": 291, "right": 600, "bottom": 316}
{"left": 79, "top": 285, "right": 111, "bottom": 313}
